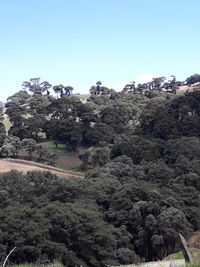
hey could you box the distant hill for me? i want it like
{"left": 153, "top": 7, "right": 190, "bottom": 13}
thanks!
{"left": 178, "top": 82, "right": 200, "bottom": 92}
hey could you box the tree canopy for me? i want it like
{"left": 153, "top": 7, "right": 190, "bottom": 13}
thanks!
{"left": 1, "top": 75, "right": 200, "bottom": 266}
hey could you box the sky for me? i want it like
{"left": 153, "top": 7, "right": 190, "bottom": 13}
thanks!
{"left": 0, "top": 0, "right": 200, "bottom": 100}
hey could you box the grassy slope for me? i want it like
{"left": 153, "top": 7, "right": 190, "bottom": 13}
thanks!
{"left": 42, "top": 141, "right": 84, "bottom": 171}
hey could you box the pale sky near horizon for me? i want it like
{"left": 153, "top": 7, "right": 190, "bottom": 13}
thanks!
{"left": 0, "top": 0, "right": 200, "bottom": 100}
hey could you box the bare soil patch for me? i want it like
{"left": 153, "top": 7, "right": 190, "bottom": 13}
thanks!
{"left": 0, "top": 159, "right": 83, "bottom": 179}
{"left": 188, "top": 232, "right": 200, "bottom": 250}
{"left": 55, "top": 148, "right": 84, "bottom": 170}
{"left": 113, "top": 259, "right": 185, "bottom": 267}
{"left": 179, "top": 82, "right": 200, "bottom": 91}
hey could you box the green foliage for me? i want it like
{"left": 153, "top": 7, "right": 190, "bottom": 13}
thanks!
{"left": 42, "top": 141, "right": 66, "bottom": 152}
{"left": 0, "top": 171, "right": 120, "bottom": 266}
{"left": 21, "top": 139, "right": 37, "bottom": 160}
{"left": 79, "top": 146, "right": 110, "bottom": 170}
{"left": 165, "top": 251, "right": 184, "bottom": 260}
{"left": 111, "top": 135, "right": 162, "bottom": 164}
{"left": 3, "top": 76, "right": 200, "bottom": 266}
{"left": 186, "top": 74, "right": 200, "bottom": 85}
{"left": 0, "top": 136, "right": 21, "bottom": 157}
{"left": 83, "top": 123, "right": 115, "bottom": 146}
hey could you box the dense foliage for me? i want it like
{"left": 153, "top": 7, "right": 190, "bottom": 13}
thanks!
{"left": 1, "top": 75, "right": 200, "bottom": 266}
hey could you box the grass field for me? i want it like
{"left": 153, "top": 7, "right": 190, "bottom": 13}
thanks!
{"left": 42, "top": 141, "right": 67, "bottom": 152}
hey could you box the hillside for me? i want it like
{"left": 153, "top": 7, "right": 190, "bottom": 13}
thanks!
{"left": 0, "top": 159, "right": 83, "bottom": 178}
{"left": 178, "top": 82, "right": 200, "bottom": 92}
{"left": 1, "top": 76, "right": 200, "bottom": 266}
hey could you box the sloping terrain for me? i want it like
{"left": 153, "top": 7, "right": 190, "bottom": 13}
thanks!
{"left": 178, "top": 82, "right": 200, "bottom": 92}
{"left": 112, "top": 259, "right": 185, "bottom": 267}
{"left": 0, "top": 159, "right": 83, "bottom": 179}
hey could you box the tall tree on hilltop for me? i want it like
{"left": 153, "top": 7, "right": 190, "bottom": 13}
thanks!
{"left": 22, "top": 78, "right": 52, "bottom": 96}
{"left": 64, "top": 86, "right": 74, "bottom": 96}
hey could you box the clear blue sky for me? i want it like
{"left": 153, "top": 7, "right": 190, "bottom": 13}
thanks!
{"left": 0, "top": 0, "right": 200, "bottom": 100}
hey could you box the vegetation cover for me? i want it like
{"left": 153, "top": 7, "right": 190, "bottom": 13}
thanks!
{"left": 1, "top": 75, "right": 200, "bottom": 266}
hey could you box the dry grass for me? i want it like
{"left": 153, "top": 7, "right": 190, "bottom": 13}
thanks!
{"left": 178, "top": 82, "right": 200, "bottom": 92}
{"left": 111, "top": 259, "right": 185, "bottom": 267}
{"left": 0, "top": 158, "right": 84, "bottom": 179}
{"left": 42, "top": 141, "right": 84, "bottom": 171}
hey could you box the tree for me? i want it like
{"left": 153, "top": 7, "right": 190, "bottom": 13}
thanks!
{"left": 64, "top": 86, "right": 73, "bottom": 96}
{"left": 47, "top": 95, "right": 82, "bottom": 120}
{"left": 152, "top": 77, "right": 166, "bottom": 91}
{"left": 186, "top": 74, "right": 200, "bottom": 85}
{"left": 28, "top": 94, "right": 50, "bottom": 115}
{"left": 139, "top": 98, "right": 176, "bottom": 139}
{"left": 89, "top": 81, "right": 111, "bottom": 96}
{"left": 100, "top": 101, "right": 136, "bottom": 133}
{"left": 0, "top": 107, "right": 6, "bottom": 147}
{"left": 21, "top": 139, "right": 37, "bottom": 160}
{"left": 5, "top": 101, "right": 27, "bottom": 126}
{"left": 157, "top": 207, "right": 193, "bottom": 255}
{"left": 35, "top": 144, "right": 57, "bottom": 165}
{"left": 53, "top": 84, "right": 64, "bottom": 98}
{"left": 83, "top": 123, "right": 115, "bottom": 146}
{"left": 111, "top": 135, "right": 162, "bottom": 164}
{"left": 22, "top": 78, "right": 52, "bottom": 96}
{"left": 0, "top": 136, "right": 21, "bottom": 158}
{"left": 164, "top": 137, "right": 200, "bottom": 165}
{"left": 79, "top": 146, "right": 110, "bottom": 170}
{"left": 45, "top": 118, "right": 83, "bottom": 150}
{"left": 40, "top": 81, "right": 52, "bottom": 95}
{"left": 123, "top": 82, "right": 135, "bottom": 93}
{"left": 25, "top": 114, "right": 46, "bottom": 141}
{"left": 53, "top": 84, "right": 74, "bottom": 98}
{"left": 7, "top": 90, "right": 30, "bottom": 105}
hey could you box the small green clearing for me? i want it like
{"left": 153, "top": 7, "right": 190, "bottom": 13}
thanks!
{"left": 42, "top": 141, "right": 66, "bottom": 153}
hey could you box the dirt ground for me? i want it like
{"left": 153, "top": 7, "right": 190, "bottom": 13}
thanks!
{"left": 0, "top": 160, "right": 83, "bottom": 179}
{"left": 115, "top": 259, "right": 185, "bottom": 267}
{"left": 135, "top": 259, "right": 185, "bottom": 267}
